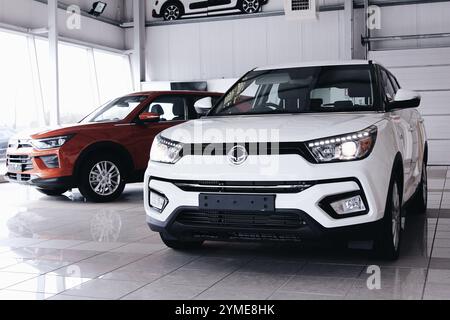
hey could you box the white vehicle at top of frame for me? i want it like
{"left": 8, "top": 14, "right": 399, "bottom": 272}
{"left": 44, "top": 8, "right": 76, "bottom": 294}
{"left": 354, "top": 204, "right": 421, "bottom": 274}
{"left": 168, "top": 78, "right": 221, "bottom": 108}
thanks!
{"left": 144, "top": 60, "right": 427, "bottom": 260}
{"left": 152, "top": 0, "right": 269, "bottom": 21}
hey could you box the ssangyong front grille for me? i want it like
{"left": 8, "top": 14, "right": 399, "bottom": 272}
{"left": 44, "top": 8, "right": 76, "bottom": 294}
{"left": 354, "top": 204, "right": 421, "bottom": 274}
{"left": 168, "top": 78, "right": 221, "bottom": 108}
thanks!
{"left": 172, "top": 180, "right": 313, "bottom": 194}
{"left": 175, "top": 210, "right": 307, "bottom": 230}
{"left": 6, "top": 154, "right": 33, "bottom": 171}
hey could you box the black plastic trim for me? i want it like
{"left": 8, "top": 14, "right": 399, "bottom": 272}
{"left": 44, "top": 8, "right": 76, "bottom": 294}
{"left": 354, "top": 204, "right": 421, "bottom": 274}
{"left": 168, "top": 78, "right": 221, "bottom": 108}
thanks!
{"left": 318, "top": 190, "right": 369, "bottom": 219}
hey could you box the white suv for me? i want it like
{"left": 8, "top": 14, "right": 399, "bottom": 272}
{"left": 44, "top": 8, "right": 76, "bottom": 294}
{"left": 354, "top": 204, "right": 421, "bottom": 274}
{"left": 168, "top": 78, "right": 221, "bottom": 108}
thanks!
{"left": 152, "top": 0, "right": 268, "bottom": 20}
{"left": 144, "top": 61, "right": 427, "bottom": 260}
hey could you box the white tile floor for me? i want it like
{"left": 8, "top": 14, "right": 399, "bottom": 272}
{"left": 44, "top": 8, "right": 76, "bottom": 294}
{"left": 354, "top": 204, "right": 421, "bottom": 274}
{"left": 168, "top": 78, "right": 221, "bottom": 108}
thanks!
{"left": 0, "top": 166, "right": 448, "bottom": 300}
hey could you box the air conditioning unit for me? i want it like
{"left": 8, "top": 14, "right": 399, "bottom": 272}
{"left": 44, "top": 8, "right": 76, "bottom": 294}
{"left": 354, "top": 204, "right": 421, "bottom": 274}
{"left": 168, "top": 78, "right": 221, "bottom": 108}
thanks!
{"left": 284, "top": 0, "right": 319, "bottom": 20}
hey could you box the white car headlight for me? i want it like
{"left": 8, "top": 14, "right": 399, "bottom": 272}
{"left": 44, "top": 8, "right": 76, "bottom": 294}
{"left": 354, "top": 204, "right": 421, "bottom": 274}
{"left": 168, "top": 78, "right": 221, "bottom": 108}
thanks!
{"left": 150, "top": 134, "right": 183, "bottom": 164}
{"left": 30, "top": 135, "right": 74, "bottom": 150}
{"left": 305, "top": 126, "right": 377, "bottom": 163}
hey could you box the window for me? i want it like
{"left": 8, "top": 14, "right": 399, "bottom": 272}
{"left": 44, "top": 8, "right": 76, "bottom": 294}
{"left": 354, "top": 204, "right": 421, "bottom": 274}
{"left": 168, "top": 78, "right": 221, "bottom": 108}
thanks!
{"left": 145, "top": 96, "right": 187, "bottom": 121}
{"left": 211, "top": 65, "right": 376, "bottom": 116}
{"left": 0, "top": 30, "right": 41, "bottom": 130}
{"left": 388, "top": 72, "right": 400, "bottom": 92}
{"left": 94, "top": 50, "right": 133, "bottom": 104}
{"left": 82, "top": 95, "right": 148, "bottom": 123}
{"left": 380, "top": 68, "right": 396, "bottom": 101}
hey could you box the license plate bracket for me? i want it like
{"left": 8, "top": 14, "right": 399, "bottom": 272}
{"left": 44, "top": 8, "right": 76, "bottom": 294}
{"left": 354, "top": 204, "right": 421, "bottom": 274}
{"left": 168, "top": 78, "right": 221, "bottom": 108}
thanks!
{"left": 199, "top": 194, "right": 275, "bottom": 212}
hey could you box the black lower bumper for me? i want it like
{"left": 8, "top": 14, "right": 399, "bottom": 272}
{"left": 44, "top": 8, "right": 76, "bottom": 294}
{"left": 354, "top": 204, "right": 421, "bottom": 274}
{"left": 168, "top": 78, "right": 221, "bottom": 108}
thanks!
{"left": 5, "top": 174, "right": 74, "bottom": 190}
{"left": 147, "top": 207, "right": 383, "bottom": 242}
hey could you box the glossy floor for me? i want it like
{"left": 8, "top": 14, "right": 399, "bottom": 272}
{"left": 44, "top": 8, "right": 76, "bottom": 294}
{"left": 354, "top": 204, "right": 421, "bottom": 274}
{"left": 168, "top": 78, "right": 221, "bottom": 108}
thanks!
{"left": 0, "top": 166, "right": 449, "bottom": 300}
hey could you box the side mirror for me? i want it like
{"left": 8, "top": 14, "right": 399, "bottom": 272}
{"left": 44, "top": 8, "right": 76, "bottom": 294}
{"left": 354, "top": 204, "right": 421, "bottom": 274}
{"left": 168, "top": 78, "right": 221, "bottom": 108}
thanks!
{"left": 194, "top": 97, "right": 213, "bottom": 116}
{"left": 387, "top": 89, "right": 421, "bottom": 110}
{"left": 138, "top": 112, "right": 160, "bottom": 123}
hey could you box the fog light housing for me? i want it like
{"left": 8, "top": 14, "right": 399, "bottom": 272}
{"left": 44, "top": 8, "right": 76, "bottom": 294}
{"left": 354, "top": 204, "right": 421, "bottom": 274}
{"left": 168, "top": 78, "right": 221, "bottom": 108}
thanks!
{"left": 40, "top": 155, "right": 59, "bottom": 168}
{"left": 149, "top": 190, "right": 168, "bottom": 212}
{"left": 319, "top": 190, "right": 369, "bottom": 219}
{"left": 331, "top": 195, "right": 366, "bottom": 215}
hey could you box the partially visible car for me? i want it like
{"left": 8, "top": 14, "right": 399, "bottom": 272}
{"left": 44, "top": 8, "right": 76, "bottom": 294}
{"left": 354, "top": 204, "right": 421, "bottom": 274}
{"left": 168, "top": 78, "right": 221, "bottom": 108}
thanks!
{"left": 5, "top": 91, "right": 221, "bottom": 202}
{"left": 0, "top": 127, "right": 15, "bottom": 160}
{"left": 153, "top": 0, "right": 269, "bottom": 21}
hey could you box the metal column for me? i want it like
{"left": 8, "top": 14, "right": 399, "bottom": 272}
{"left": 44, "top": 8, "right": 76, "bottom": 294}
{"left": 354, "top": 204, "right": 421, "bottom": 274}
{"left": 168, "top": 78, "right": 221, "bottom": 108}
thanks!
{"left": 133, "top": 0, "right": 146, "bottom": 91}
{"left": 344, "top": 0, "right": 354, "bottom": 60}
{"left": 48, "top": 0, "right": 60, "bottom": 125}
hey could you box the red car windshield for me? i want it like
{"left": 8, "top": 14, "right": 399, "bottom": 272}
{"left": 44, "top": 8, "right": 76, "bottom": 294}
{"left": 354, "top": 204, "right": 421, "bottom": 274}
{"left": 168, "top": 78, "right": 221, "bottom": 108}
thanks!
{"left": 81, "top": 95, "right": 148, "bottom": 123}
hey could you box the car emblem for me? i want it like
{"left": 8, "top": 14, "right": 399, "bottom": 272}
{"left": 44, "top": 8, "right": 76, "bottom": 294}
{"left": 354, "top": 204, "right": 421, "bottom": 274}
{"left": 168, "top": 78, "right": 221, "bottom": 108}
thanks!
{"left": 227, "top": 145, "right": 248, "bottom": 165}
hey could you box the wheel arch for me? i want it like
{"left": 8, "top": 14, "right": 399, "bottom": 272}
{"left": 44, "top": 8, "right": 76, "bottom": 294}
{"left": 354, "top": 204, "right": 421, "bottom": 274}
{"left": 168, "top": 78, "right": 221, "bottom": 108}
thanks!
{"left": 162, "top": 0, "right": 185, "bottom": 15}
{"left": 73, "top": 141, "right": 135, "bottom": 182}
{"left": 391, "top": 152, "right": 404, "bottom": 199}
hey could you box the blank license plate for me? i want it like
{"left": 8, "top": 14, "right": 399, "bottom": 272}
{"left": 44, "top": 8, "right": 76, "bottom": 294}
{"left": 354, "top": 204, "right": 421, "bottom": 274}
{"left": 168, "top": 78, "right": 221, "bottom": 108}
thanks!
{"left": 199, "top": 194, "right": 275, "bottom": 212}
{"left": 8, "top": 163, "right": 22, "bottom": 172}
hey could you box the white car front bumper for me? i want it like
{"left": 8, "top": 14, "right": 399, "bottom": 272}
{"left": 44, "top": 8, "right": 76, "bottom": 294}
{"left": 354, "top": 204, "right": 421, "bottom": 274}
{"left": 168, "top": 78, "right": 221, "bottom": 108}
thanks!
{"left": 144, "top": 145, "right": 394, "bottom": 240}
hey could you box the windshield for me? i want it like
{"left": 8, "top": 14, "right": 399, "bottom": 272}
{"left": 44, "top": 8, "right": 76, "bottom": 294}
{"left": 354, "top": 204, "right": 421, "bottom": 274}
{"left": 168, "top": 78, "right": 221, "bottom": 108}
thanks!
{"left": 81, "top": 95, "right": 148, "bottom": 123}
{"left": 210, "top": 65, "right": 377, "bottom": 116}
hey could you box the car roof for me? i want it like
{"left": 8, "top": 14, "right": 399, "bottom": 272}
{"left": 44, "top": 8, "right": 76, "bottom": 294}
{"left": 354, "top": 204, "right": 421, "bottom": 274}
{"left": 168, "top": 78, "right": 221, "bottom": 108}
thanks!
{"left": 125, "top": 90, "right": 223, "bottom": 97}
{"left": 255, "top": 60, "right": 374, "bottom": 71}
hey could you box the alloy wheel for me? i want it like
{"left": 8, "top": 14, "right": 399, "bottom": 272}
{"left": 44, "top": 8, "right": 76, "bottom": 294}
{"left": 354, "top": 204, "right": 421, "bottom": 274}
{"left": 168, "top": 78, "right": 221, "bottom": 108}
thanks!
{"left": 164, "top": 5, "right": 181, "bottom": 20}
{"left": 242, "top": 0, "right": 260, "bottom": 13}
{"left": 89, "top": 161, "right": 121, "bottom": 196}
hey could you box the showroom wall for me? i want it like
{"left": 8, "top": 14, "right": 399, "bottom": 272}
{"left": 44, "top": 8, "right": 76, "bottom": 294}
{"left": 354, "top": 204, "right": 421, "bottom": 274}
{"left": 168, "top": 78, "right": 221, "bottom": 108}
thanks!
{"left": 129, "top": 0, "right": 450, "bottom": 83}
{"left": 136, "top": 10, "right": 362, "bottom": 82}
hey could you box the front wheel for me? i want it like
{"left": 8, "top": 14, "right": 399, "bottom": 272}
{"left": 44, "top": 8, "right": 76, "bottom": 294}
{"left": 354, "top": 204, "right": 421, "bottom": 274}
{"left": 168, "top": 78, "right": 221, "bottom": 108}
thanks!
{"left": 160, "top": 233, "right": 204, "bottom": 250}
{"left": 162, "top": 2, "right": 183, "bottom": 20}
{"left": 374, "top": 177, "right": 403, "bottom": 260}
{"left": 239, "top": 0, "right": 262, "bottom": 14}
{"left": 78, "top": 154, "right": 126, "bottom": 203}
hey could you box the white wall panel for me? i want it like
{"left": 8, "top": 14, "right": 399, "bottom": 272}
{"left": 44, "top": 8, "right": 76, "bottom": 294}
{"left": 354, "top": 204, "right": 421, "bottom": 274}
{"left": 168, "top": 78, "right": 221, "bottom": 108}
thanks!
{"left": 391, "top": 66, "right": 450, "bottom": 91}
{"left": 370, "top": 47, "right": 450, "bottom": 68}
{"left": 146, "top": 10, "right": 347, "bottom": 81}
{"left": 419, "top": 91, "right": 450, "bottom": 116}
{"left": 199, "top": 21, "right": 235, "bottom": 79}
{"left": 168, "top": 23, "right": 202, "bottom": 80}
{"left": 369, "top": 47, "right": 450, "bottom": 165}
{"left": 429, "top": 141, "right": 450, "bottom": 166}
{"left": 266, "top": 16, "right": 301, "bottom": 66}
{"left": 147, "top": 26, "right": 170, "bottom": 81}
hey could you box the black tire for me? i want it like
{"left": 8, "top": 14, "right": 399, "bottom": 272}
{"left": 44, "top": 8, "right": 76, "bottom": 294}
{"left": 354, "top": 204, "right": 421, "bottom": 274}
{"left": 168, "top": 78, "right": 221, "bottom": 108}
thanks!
{"left": 37, "top": 188, "right": 68, "bottom": 196}
{"left": 160, "top": 233, "right": 204, "bottom": 250}
{"left": 239, "top": 0, "right": 261, "bottom": 14}
{"left": 78, "top": 153, "right": 126, "bottom": 203}
{"left": 410, "top": 161, "right": 427, "bottom": 215}
{"left": 374, "top": 174, "right": 403, "bottom": 260}
{"left": 162, "top": 2, "right": 183, "bottom": 21}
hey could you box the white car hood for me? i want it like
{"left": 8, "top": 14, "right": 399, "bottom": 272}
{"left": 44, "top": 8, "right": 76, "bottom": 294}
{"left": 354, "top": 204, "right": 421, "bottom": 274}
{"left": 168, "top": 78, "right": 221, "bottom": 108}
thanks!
{"left": 161, "top": 113, "right": 386, "bottom": 143}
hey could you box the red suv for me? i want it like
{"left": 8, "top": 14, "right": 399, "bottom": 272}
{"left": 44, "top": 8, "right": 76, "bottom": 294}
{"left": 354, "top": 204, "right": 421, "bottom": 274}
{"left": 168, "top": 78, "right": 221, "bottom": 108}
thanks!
{"left": 5, "top": 91, "right": 221, "bottom": 202}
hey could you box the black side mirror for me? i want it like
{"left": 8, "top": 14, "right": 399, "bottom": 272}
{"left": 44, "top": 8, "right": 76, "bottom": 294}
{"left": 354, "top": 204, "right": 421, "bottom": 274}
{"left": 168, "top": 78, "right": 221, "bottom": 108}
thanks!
{"left": 387, "top": 89, "right": 421, "bottom": 111}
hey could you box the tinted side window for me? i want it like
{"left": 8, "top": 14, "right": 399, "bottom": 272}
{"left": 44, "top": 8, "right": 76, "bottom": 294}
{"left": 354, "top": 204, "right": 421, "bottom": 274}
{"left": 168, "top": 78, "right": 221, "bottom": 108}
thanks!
{"left": 388, "top": 72, "right": 400, "bottom": 92}
{"left": 380, "top": 68, "right": 396, "bottom": 101}
{"left": 145, "top": 96, "right": 186, "bottom": 121}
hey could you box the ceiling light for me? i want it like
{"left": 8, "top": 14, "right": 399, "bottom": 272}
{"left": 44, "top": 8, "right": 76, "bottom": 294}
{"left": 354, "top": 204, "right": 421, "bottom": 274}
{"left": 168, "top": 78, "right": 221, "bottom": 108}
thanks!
{"left": 89, "top": 1, "right": 107, "bottom": 17}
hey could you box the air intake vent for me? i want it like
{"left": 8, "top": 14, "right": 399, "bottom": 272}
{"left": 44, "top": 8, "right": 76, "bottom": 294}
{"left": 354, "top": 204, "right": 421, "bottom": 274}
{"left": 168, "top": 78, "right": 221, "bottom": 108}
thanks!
{"left": 292, "top": 0, "right": 310, "bottom": 11}
{"left": 284, "top": 0, "right": 318, "bottom": 20}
